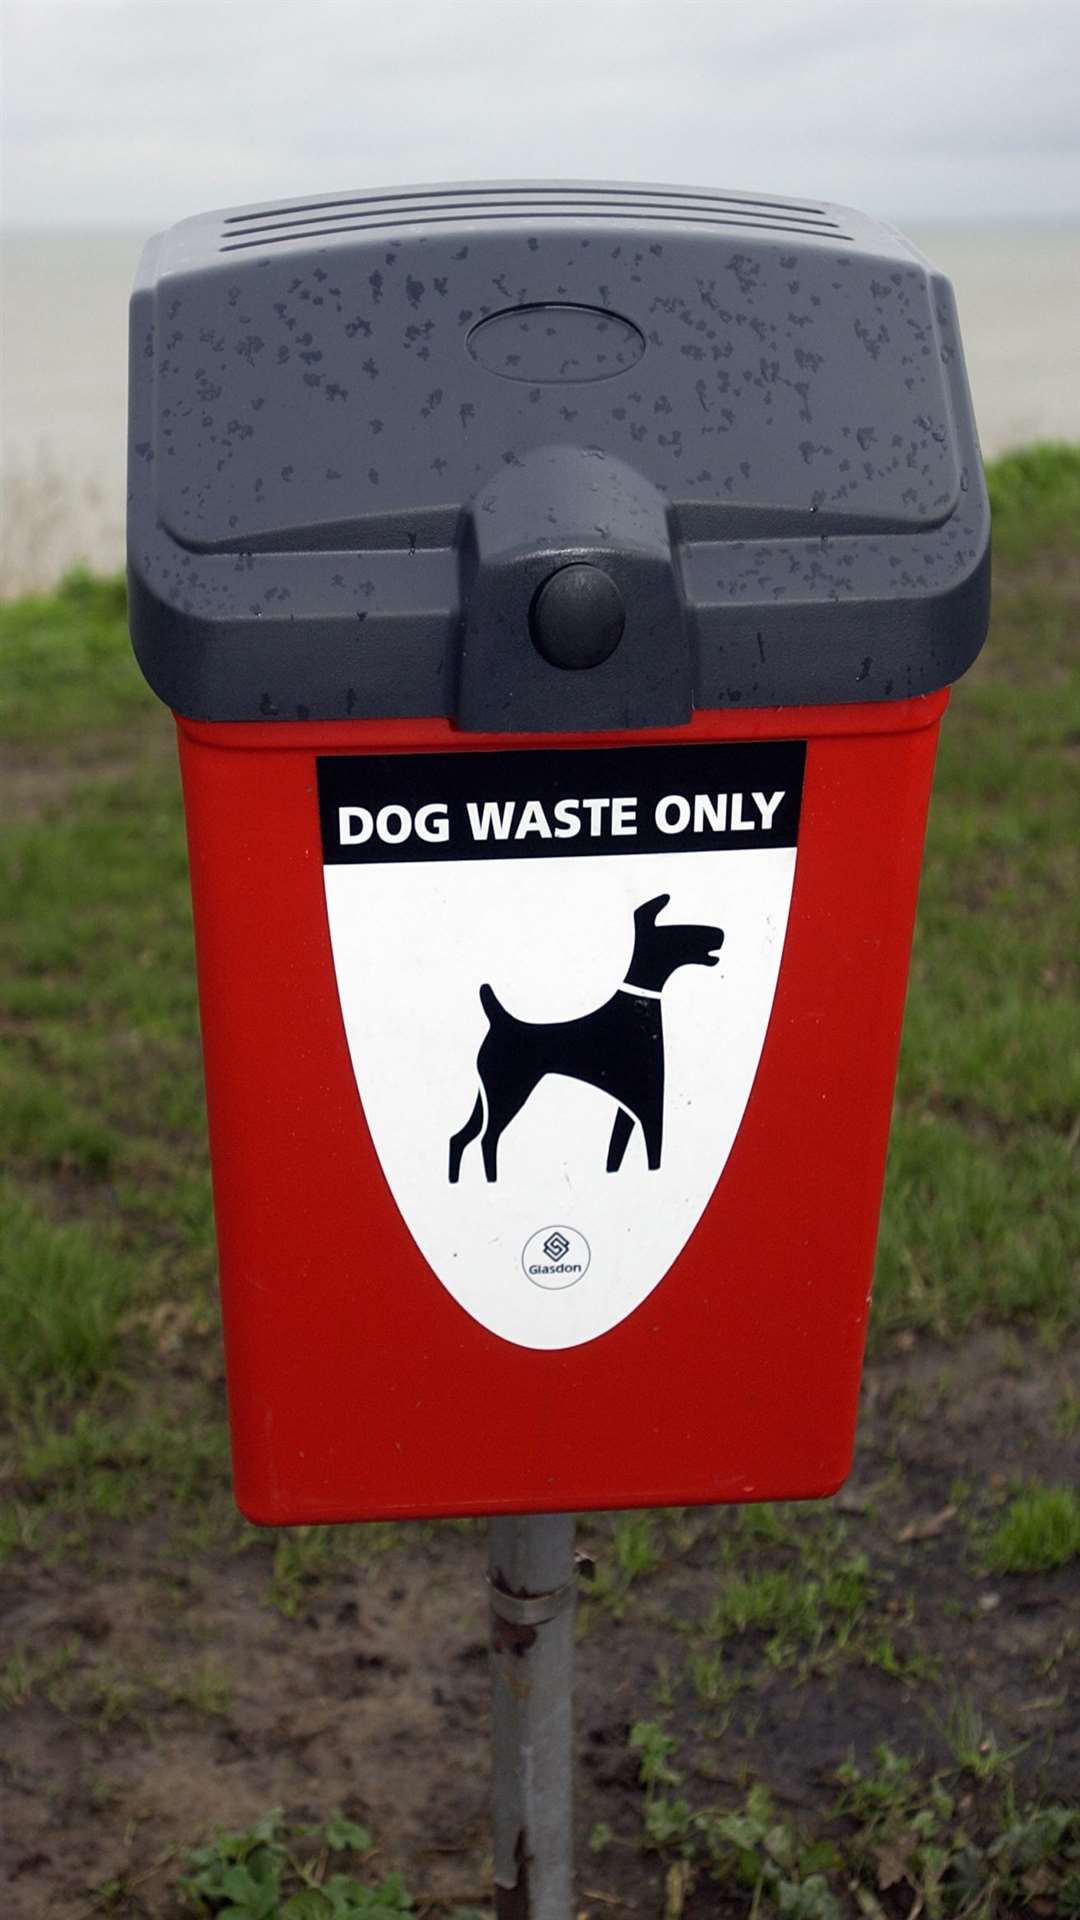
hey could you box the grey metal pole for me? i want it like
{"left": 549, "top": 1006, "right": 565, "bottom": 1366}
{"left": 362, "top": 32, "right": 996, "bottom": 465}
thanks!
{"left": 488, "top": 1513, "right": 577, "bottom": 1920}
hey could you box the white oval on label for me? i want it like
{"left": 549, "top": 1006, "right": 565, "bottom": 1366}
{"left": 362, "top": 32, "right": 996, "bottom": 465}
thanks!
{"left": 522, "top": 1225, "right": 591, "bottom": 1290}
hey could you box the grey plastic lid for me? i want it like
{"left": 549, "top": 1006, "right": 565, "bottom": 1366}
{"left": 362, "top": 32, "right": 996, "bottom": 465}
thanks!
{"left": 127, "top": 181, "right": 990, "bottom": 731}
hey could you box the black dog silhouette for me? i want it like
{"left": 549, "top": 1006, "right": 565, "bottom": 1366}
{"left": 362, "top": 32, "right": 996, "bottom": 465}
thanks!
{"left": 448, "top": 894, "right": 723, "bottom": 1183}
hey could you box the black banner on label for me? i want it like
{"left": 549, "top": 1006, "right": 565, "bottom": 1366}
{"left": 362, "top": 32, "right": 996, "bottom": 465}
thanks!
{"left": 317, "top": 740, "right": 805, "bottom": 866}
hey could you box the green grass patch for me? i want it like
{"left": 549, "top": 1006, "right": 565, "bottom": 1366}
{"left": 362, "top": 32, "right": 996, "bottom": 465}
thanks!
{"left": 707, "top": 1559, "right": 867, "bottom": 1643}
{"left": 0, "top": 1638, "right": 79, "bottom": 1710}
{"left": 875, "top": 1113, "right": 1077, "bottom": 1335}
{"left": 692, "top": 1514, "right": 881, "bottom": 1680}
{"left": 267, "top": 1521, "right": 403, "bottom": 1618}
{"left": 0, "top": 622, "right": 215, "bottom": 1436}
{"left": 0, "top": 1633, "right": 234, "bottom": 1734}
{"left": 0, "top": 570, "right": 152, "bottom": 741}
{"left": 0, "top": 1394, "right": 236, "bottom": 1568}
{"left": 873, "top": 445, "right": 1079, "bottom": 1343}
{"left": 636, "top": 1501, "right": 929, "bottom": 1709}
{"left": 0, "top": 1181, "right": 131, "bottom": 1400}
{"left": 986, "top": 1486, "right": 1080, "bottom": 1574}
{"left": 985, "top": 441, "right": 1080, "bottom": 562}
{"left": 14, "top": 1403, "right": 231, "bottom": 1512}
{"left": 579, "top": 1511, "right": 664, "bottom": 1621}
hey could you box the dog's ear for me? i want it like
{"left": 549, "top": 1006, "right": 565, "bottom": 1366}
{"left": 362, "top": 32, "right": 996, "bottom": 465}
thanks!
{"left": 636, "top": 893, "right": 670, "bottom": 923}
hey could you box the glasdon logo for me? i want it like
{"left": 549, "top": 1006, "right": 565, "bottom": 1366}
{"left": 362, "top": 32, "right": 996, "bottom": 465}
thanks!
{"left": 522, "top": 1225, "right": 591, "bottom": 1291}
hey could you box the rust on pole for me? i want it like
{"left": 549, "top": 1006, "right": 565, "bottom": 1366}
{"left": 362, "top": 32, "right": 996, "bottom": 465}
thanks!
{"left": 488, "top": 1513, "right": 577, "bottom": 1920}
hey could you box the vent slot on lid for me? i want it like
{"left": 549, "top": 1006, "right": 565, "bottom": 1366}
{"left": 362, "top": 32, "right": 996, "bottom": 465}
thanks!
{"left": 220, "top": 205, "right": 851, "bottom": 253}
{"left": 222, "top": 183, "right": 830, "bottom": 229}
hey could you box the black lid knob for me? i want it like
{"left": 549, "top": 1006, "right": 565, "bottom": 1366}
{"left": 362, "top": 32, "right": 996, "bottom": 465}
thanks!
{"left": 529, "top": 564, "right": 626, "bottom": 671}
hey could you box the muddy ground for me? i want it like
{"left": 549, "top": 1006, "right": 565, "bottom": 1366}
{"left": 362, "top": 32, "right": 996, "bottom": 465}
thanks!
{"left": 3, "top": 1329, "right": 1077, "bottom": 1918}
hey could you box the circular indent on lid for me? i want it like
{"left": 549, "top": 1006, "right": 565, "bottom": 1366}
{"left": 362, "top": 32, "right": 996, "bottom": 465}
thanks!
{"left": 467, "top": 303, "right": 646, "bottom": 384}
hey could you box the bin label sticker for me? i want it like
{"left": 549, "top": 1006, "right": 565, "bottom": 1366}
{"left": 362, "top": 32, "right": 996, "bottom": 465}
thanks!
{"left": 318, "top": 740, "right": 804, "bottom": 1351}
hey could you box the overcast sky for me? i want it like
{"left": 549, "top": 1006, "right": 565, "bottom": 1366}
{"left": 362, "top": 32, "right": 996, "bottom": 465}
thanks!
{"left": 3, "top": 0, "right": 1079, "bottom": 231}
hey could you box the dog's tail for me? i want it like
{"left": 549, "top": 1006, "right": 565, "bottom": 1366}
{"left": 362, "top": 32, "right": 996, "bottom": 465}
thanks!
{"left": 479, "top": 982, "right": 510, "bottom": 1025}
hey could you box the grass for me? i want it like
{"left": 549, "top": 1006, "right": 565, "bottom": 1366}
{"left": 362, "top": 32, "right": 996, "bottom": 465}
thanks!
{"left": 0, "top": 1181, "right": 132, "bottom": 1398}
{"left": 0, "top": 1639, "right": 79, "bottom": 1710}
{"left": 11, "top": 1404, "right": 231, "bottom": 1523}
{"left": 579, "top": 1511, "right": 663, "bottom": 1621}
{"left": 986, "top": 1487, "right": 1080, "bottom": 1574}
{"left": 267, "top": 1521, "right": 403, "bottom": 1617}
{"left": 984, "top": 442, "right": 1080, "bottom": 562}
{"left": 705, "top": 1553, "right": 870, "bottom": 1652}
{"left": 0, "top": 1637, "right": 234, "bottom": 1731}
{"left": 872, "top": 446, "right": 1079, "bottom": 1342}
{"left": 0, "top": 572, "right": 145, "bottom": 742}
{"left": 0, "top": 573, "right": 218, "bottom": 1528}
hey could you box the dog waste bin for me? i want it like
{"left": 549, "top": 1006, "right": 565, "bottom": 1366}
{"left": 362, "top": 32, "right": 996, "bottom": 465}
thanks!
{"left": 128, "top": 183, "right": 989, "bottom": 1525}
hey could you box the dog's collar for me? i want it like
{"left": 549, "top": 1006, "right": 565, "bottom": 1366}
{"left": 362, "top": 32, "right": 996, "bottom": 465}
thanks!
{"left": 618, "top": 981, "right": 662, "bottom": 1001}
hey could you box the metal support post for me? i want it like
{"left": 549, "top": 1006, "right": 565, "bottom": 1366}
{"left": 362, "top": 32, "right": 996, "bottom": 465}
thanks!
{"left": 488, "top": 1513, "right": 577, "bottom": 1920}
